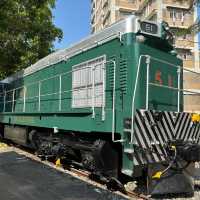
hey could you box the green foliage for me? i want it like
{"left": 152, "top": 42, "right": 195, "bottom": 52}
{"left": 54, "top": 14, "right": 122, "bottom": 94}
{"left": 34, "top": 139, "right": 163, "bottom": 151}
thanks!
{"left": 0, "top": 0, "right": 63, "bottom": 78}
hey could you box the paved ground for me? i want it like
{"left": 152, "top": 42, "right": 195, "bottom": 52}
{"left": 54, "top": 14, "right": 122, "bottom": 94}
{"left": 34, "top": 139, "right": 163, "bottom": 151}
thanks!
{"left": 1, "top": 145, "right": 200, "bottom": 200}
{"left": 0, "top": 151, "right": 127, "bottom": 200}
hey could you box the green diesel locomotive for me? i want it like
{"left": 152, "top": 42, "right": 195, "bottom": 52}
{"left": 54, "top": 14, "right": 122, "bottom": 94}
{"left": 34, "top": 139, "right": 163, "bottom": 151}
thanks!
{"left": 0, "top": 16, "right": 200, "bottom": 196}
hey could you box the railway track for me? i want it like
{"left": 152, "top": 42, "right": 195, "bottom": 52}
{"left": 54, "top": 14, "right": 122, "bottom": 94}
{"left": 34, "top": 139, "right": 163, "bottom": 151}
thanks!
{"left": 68, "top": 167, "right": 150, "bottom": 200}
{"left": 0, "top": 142, "right": 149, "bottom": 200}
{"left": 1, "top": 142, "right": 200, "bottom": 199}
{"left": 2, "top": 142, "right": 200, "bottom": 200}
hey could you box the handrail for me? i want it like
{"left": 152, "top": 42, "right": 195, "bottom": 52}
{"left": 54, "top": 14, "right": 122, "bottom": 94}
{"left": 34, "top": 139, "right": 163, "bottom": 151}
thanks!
{"left": 144, "top": 56, "right": 183, "bottom": 112}
{"left": 92, "top": 65, "right": 95, "bottom": 118}
{"left": 149, "top": 56, "right": 179, "bottom": 68}
{"left": 145, "top": 56, "right": 151, "bottom": 110}
{"left": 23, "top": 86, "right": 26, "bottom": 112}
{"left": 0, "top": 57, "right": 124, "bottom": 142}
{"left": 0, "top": 65, "right": 93, "bottom": 96}
{"left": 38, "top": 81, "right": 41, "bottom": 112}
{"left": 130, "top": 55, "right": 200, "bottom": 144}
{"left": 105, "top": 60, "right": 124, "bottom": 143}
{"left": 3, "top": 92, "right": 6, "bottom": 112}
{"left": 131, "top": 55, "right": 149, "bottom": 144}
{"left": 102, "top": 63, "right": 106, "bottom": 121}
{"left": 1, "top": 59, "right": 125, "bottom": 143}
{"left": 146, "top": 58, "right": 200, "bottom": 112}
{"left": 149, "top": 82, "right": 200, "bottom": 95}
{"left": 177, "top": 66, "right": 181, "bottom": 113}
{"left": 59, "top": 75, "right": 62, "bottom": 111}
{"left": 184, "top": 68, "right": 200, "bottom": 76}
{"left": 149, "top": 56, "right": 200, "bottom": 76}
{"left": 0, "top": 87, "right": 104, "bottom": 104}
{"left": 111, "top": 60, "right": 117, "bottom": 142}
{"left": 2, "top": 62, "right": 103, "bottom": 114}
{"left": 12, "top": 89, "right": 15, "bottom": 113}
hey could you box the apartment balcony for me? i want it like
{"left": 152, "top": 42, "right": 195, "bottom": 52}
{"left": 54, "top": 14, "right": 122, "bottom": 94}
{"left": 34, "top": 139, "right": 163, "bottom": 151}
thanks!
{"left": 163, "top": 0, "right": 190, "bottom": 9}
{"left": 183, "top": 71, "right": 200, "bottom": 112}
{"left": 116, "top": 0, "right": 138, "bottom": 11}
{"left": 162, "top": 8, "right": 194, "bottom": 28}
{"left": 163, "top": 17, "right": 193, "bottom": 28}
{"left": 175, "top": 38, "right": 194, "bottom": 49}
{"left": 183, "top": 59, "right": 194, "bottom": 68}
{"left": 184, "top": 95, "right": 200, "bottom": 112}
{"left": 184, "top": 71, "right": 200, "bottom": 90}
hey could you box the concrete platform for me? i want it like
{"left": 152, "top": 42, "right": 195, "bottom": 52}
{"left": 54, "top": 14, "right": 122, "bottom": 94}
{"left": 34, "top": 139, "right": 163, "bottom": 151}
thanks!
{"left": 0, "top": 151, "right": 127, "bottom": 200}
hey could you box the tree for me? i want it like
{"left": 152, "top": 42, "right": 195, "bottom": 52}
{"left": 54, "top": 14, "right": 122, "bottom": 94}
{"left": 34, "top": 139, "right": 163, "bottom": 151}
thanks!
{"left": 0, "top": 0, "right": 63, "bottom": 78}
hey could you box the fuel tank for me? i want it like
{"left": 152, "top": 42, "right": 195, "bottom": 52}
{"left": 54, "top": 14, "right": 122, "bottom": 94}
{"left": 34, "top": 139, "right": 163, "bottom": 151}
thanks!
{"left": 4, "top": 126, "right": 28, "bottom": 146}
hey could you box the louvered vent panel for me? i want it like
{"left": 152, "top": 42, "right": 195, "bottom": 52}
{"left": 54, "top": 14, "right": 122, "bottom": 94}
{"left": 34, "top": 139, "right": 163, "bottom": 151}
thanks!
{"left": 119, "top": 59, "right": 127, "bottom": 94}
{"left": 107, "top": 56, "right": 116, "bottom": 90}
{"left": 107, "top": 56, "right": 116, "bottom": 106}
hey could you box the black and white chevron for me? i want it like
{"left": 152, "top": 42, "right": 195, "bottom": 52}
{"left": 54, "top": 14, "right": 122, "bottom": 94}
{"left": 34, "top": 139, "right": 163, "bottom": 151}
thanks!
{"left": 124, "top": 110, "right": 200, "bottom": 166}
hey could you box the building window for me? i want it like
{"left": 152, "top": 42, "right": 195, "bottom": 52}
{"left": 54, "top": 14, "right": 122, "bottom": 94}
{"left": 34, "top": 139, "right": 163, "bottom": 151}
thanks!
{"left": 169, "top": 9, "right": 185, "bottom": 22}
{"left": 169, "top": 10, "right": 174, "bottom": 18}
{"left": 72, "top": 56, "right": 106, "bottom": 108}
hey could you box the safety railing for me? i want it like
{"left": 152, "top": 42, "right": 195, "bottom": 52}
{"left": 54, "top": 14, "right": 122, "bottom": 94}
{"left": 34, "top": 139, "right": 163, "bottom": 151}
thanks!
{"left": 107, "top": 60, "right": 125, "bottom": 143}
{"left": 0, "top": 59, "right": 123, "bottom": 143}
{"left": 0, "top": 64, "right": 105, "bottom": 116}
{"left": 130, "top": 55, "right": 200, "bottom": 144}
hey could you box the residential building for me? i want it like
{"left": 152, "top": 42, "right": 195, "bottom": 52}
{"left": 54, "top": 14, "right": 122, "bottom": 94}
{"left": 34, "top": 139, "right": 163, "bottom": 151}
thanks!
{"left": 184, "top": 3, "right": 200, "bottom": 113}
{"left": 91, "top": 0, "right": 139, "bottom": 33}
{"left": 91, "top": 0, "right": 200, "bottom": 112}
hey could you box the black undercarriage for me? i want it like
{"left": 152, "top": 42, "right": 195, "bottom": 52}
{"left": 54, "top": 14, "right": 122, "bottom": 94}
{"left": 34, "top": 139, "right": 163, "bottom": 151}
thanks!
{"left": 2, "top": 124, "right": 200, "bottom": 197}
{"left": 1, "top": 125, "right": 121, "bottom": 180}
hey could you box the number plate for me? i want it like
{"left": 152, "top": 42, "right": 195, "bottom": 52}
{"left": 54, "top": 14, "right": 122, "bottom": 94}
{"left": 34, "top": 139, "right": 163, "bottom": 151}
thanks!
{"left": 140, "top": 21, "right": 158, "bottom": 35}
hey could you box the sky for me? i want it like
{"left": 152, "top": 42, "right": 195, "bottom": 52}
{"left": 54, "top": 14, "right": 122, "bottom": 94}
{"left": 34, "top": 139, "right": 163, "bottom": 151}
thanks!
{"left": 52, "top": 1, "right": 200, "bottom": 50}
{"left": 53, "top": 0, "right": 91, "bottom": 50}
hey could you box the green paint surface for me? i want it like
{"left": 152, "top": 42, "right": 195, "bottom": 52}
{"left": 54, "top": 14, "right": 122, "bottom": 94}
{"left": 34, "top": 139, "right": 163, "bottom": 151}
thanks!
{"left": 0, "top": 32, "right": 182, "bottom": 175}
